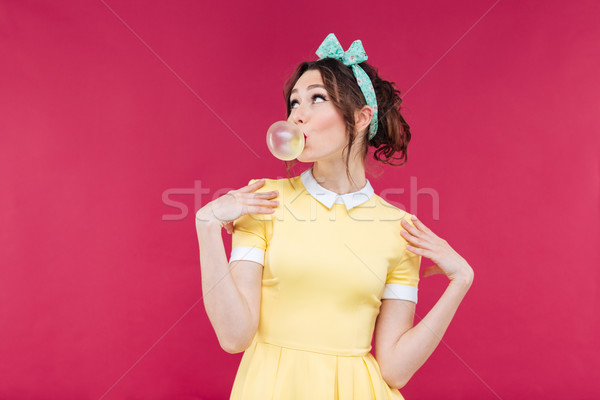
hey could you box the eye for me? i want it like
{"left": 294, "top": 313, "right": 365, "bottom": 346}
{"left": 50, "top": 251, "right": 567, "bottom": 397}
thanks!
{"left": 289, "top": 93, "right": 327, "bottom": 109}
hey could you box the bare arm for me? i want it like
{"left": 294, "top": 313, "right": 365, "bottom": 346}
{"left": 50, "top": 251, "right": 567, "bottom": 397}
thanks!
{"left": 196, "top": 218, "right": 262, "bottom": 353}
{"left": 376, "top": 214, "right": 475, "bottom": 388}
{"left": 376, "top": 277, "right": 472, "bottom": 389}
{"left": 195, "top": 179, "right": 278, "bottom": 353}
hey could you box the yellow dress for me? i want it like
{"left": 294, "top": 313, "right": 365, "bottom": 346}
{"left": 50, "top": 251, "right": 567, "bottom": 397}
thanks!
{"left": 228, "top": 167, "right": 421, "bottom": 399}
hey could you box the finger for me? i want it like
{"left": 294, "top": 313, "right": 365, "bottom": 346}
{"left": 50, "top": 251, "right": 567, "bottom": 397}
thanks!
{"left": 238, "top": 179, "right": 267, "bottom": 193}
{"left": 405, "top": 243, "right": 424, "bottom": 255}
{"left": 410, "top": 215, "right": 435, "bottom": 236}
{"left": 401, "top": 229, "right": 434, "bottom": 250}
{"left": 245, "top": 190, "right": 279, "bottom": 199}
{"left": 400, "top": 229, "right": 422, "bottom": 246}
{"left": 246, "top": 205, "right": 277, "bottom": 214}
{"left": 405, "top": 243, "right": 433, "bottom": 259}
{"left": 401, "top": 218, "right": 422, "bottom": 237}
{"left": 247, "top": 198, "right": 280, "bottom": 207}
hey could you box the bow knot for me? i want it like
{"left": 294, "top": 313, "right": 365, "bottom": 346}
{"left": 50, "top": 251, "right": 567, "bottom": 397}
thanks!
{"left": 316, "top": 34, "right": 368, "bottom": 66}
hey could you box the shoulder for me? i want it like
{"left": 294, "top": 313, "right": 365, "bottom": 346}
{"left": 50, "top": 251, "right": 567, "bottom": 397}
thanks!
{"left": 371, "top": 193, "right": 414, "bottom": 222}
{"left": 245, "top": 176, "right": 301, "bottom": 221}
{"left": 247, "top": 176, "right": 301, "bottom": 195}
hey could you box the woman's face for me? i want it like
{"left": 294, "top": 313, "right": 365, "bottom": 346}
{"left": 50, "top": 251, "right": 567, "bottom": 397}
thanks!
{"left": 287, "top": 69, "right": 349, "bottom": 163}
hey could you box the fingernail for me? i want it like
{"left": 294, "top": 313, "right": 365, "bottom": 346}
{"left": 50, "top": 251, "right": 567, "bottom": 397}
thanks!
{"left": 411, "top": 215, "right": 417, "bottom": 220}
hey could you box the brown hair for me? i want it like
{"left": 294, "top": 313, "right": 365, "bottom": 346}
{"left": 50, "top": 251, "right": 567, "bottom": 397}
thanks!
{"left": 281, "top": 57, "right": 412, "bottom": 188}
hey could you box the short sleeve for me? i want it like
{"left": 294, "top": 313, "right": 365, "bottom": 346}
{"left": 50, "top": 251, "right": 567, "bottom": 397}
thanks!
{"left": 382, "top": 215, "right": 421, "bottom": 303}
{"left": 228, "top": 179, "right": 270, "bottom": 267}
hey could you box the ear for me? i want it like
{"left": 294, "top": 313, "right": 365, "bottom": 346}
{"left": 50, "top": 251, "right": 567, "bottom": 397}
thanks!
{"left": 354, "top": 105, "right": 373, "bottom": 136}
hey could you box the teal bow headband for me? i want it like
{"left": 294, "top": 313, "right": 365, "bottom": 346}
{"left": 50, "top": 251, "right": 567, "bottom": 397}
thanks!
{"left": 316, "top": 33, "right": 379, "bottom": 140}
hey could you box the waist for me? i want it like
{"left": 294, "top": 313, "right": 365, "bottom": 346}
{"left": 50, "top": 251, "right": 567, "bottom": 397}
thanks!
{"left": 254, "top": 333, "right": 371, "bottom": 357}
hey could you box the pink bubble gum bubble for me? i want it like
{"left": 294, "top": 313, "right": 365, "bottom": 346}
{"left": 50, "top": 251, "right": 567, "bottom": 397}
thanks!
{"left": 266, "top": 121, "right": 305, "bottom": 161}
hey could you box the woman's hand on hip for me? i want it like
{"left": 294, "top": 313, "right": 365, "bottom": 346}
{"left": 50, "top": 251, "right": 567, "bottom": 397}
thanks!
{"left": 400, "top": 215, "right": 474, "bottom": 285}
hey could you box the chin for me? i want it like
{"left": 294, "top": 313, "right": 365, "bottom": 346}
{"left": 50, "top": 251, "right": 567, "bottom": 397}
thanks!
{"left": 296, "top": 151, "right": 312, "bottom": 163}
{"left": 297, "top": 152, "right": 321, "bottom": 163}
{"left": 298, "top": 151, "right": 340, "bottom": 163}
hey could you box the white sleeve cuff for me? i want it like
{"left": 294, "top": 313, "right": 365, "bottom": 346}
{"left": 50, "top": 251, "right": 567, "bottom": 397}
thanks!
{"left": 382, "top": 284, "right": 418, "bottom": 303}
{"left": 229, "top": 246, "right": 265, "bottom": 266}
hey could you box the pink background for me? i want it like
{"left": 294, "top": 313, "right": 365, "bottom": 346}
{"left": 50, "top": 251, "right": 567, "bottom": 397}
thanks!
{"left": 1, "top": 1, "right": 598, "bottom": 399}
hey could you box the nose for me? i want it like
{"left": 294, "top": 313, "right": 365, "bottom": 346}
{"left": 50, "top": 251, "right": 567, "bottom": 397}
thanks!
{"left": 289, "top": 102, "right": 307, "bottom": 126}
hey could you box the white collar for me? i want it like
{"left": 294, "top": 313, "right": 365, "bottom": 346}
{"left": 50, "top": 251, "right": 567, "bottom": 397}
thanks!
{"left": 300, "top": 166, "right": 374, "bottom": 210}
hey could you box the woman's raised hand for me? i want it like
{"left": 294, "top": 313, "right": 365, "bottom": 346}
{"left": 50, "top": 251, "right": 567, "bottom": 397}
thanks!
{"left": 195, "top": 179, "right": 279, "bottom": 234}
{"left": 400, "top": 215, "right": 474, "bottom": 286}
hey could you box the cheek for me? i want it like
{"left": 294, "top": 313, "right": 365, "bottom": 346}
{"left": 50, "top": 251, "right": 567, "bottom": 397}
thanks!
{"left": 318, "top": 109, "right": 346, "bottom": 134}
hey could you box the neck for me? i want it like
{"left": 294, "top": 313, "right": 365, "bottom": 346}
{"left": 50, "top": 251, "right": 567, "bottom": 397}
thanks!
{"left": 311, "top": 160, "right": 367, "bottom": 195}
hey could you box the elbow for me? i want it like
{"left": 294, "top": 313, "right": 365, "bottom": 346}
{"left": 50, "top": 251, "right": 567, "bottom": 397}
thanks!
{"left": 384, "top": 378, "right": 407, "bottom": 390}
{"left": 218, "top": 334, "right": 254, "bottom": 354}
{"left": 392, "top": 377, "right": 409, "bottom": 390}
{"left": 213, "top": 316, "right": 259, "bottom": 354}
{"left": 219, "top": 339, "right": 245, "bottom": 354}
{"left": 380, "top": 365, "right": 410, "bottom": 391}
{"left": 221, "top": 342, "right": 245, "bottom": 354}
{"left": 387, "top": 375, "right": 409, "bottom": 391}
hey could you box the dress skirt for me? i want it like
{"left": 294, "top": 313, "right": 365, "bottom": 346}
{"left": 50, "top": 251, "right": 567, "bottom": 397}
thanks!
{"left": 230, "top": 338, "right": 405, "bottom": 400}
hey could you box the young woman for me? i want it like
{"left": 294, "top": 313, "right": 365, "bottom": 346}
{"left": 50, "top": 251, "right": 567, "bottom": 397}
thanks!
{"left": 195, "top": 33, "right": 474, "bottom": 399}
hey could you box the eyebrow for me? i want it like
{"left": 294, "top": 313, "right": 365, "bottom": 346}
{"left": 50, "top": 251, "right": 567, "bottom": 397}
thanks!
{"left": 290, "top": 84, "right": 326, "bottom": 95}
